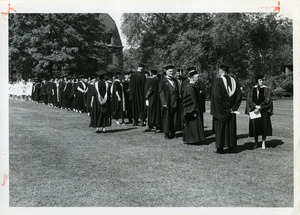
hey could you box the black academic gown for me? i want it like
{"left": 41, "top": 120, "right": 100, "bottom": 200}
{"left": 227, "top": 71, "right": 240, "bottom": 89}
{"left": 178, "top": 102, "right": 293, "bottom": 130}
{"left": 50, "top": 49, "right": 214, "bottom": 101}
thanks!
{"left": 32, "top": 82, "right": 41, "bottom": 102}
{"left": 77, "top": 81, "right": 87, "bottom": 112}
{"left": 159, "top": 76, "right": 181, "bottom": 136}
{"left": 210, "top": 75, "right": 242, "bottom": 148}
{"left": 146, "top": 75, "right": 161, "bottom": 129}
{"left": 245, "top": 86, "right": 273, "bottom": 137}
{"left": 86, "top": 83, "right": 94, "bottom": 114}
{"left": 129, "top": 72, "right": 146, "bottom": 122}
{"left": 52, "top": 82, "right": 59, "bottom": 107}
{"left": 122, "top": 79, "right": 132, "bottom": 122}
{"left": 183, "top": 83, "right": 206, "bottom": 144}
{"left": 111, "top": 80, "right": 124, "bottom": 120}
{"left": 41, "top": 81, "right": 48, "bottom": 104}
{"left": 195, "top": 79, "right": 206, "bottom": 126}
{"left": 89, "top": 80, "right": 111, "bottom": 128}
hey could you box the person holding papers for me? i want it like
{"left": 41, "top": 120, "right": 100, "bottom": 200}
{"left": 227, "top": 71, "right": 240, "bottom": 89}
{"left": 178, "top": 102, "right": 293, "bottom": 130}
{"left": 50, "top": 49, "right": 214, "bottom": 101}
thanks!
{"left": 246, "top": 75, "right": 273, "bottom": 149}
{"left": 210, "top": 65, "right": 242, "bottom": 154}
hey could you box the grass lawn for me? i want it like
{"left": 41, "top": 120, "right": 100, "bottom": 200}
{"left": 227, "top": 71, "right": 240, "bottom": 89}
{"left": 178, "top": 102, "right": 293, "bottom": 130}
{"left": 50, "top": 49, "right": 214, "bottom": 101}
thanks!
{"left": 9, "top": 99, "right": 293, "bottom": 207}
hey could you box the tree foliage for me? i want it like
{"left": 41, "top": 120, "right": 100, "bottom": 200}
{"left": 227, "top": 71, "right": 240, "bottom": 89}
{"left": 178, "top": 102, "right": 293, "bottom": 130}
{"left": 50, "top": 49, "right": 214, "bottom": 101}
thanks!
{"left": 9, "top": 14, "right": 112, "bottom": 80}
{"left": 121, "top": 13, "right": 293, "bottom": 93}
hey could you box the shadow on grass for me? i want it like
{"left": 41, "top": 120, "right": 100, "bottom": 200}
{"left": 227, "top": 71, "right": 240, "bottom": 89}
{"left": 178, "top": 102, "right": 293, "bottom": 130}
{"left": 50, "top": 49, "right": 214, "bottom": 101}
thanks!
{"left": 236, "top": 139, "right": 284, "bottom": 152}
{"left": 102, "top": 127, "right": 137, "bottom": 133}
{"left": 237, "top": 133, "right": 249, "bottom": 140}
{"left": 266, "top": 139, "right": 284, "bottom": 148}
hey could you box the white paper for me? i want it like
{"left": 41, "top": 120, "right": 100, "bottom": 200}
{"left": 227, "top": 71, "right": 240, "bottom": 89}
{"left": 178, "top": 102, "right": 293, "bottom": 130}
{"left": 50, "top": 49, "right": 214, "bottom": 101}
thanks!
{"left": 249, "top": 110, "right": 261, "bottom": 119}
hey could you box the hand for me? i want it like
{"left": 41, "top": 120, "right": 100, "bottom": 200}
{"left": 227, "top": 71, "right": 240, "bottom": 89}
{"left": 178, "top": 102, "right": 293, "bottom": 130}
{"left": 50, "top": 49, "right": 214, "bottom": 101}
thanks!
{"left": 254, "top": 109, "right": 259, "bottom": 114}
{"left": 163, "top": 105, "right": 167, "bottom": 108}
{"left": 255, "top": 105, "right": 261, "bottom": 110}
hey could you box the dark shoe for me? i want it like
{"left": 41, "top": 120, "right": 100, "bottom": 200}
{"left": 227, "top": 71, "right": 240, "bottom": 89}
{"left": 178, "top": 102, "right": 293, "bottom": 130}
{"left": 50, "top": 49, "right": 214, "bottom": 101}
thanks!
{"left": 228, "top": 147, "right": 237, "bottom": 153}
{"left": 143, "top": 128, "right": 152, "bottom": 132}
{"left": 216, "top": 148, "right": 224, "bottom": 154}
{"left": 141, "top": 122, "right": 146, "bottom": 127}
{"left": 95, "top": 130, "right": 101, "bottom": 133}
{"left": 253, "top": 143, "right": 259, "bottom": 149}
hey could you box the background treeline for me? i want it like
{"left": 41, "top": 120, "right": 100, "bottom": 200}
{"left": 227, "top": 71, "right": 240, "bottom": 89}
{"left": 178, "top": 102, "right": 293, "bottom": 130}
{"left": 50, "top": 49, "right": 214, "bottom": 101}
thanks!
{"left": 121, "top": 13, "right": 293, "bottom": 98}
{"left": 9, "top": 13, "right": 118, "bottom": 80}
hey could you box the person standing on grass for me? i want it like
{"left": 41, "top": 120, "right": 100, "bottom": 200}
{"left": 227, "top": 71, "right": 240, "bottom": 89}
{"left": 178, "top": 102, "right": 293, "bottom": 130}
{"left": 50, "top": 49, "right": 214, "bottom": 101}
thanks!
{"left": 76, "top": 75, "right": 88, "bottom": 113}
{"left": 210, "top": 65, "right": 242, "bottom": 154}
{"left": 111, "top": 72, "right": 124, "bottom": 124}
{"left": 245, "top": 75, "right": 273, "bottom": 149}
{"left": 89, "top": 70, "right": 111, "bottom": 133}
{"left": 129, "top": 63, "right": 147, "bottom": 126}
{"left": 144, "top": 66, "right": 162, "bottom": 133}
{"left": 122, "top": 71, "right": 133, "bottom": 124}
{"left": 182, "top": 69, "right": 206, "bottom": 144}
{"left": 159, "top": 64, "right": 181, "bottom": 139}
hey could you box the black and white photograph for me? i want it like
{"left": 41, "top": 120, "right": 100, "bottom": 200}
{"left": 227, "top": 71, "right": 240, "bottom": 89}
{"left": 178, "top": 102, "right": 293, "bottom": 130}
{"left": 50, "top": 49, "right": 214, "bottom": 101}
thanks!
{"left": 0, "top": 0, "right": 299, "bottom": 214}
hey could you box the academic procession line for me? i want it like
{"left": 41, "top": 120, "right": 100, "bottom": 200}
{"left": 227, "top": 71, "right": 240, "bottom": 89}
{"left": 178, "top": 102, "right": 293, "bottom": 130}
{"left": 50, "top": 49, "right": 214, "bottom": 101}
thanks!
{"left": 9, "top": 63, "right": 274, "bottom": 154}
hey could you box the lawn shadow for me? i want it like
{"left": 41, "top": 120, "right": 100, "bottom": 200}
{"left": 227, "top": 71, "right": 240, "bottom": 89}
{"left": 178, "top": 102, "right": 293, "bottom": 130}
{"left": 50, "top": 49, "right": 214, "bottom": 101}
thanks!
{"left": 237, "top": 133, "right": 249, "bottom": 140}
{"left": 265, "top": 139, "right": 284, "bottom": 148}
{"left": 104, "top": 127, "right": 137, "bottom": 133}
{"left": 236, "top": 139, "right": 284, "bottom": 152}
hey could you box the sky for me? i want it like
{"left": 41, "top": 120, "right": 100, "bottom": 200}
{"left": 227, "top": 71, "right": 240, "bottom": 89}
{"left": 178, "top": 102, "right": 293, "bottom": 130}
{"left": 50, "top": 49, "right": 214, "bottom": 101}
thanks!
{"left": 109, "top": 13, "right": 128, "bottom": 49}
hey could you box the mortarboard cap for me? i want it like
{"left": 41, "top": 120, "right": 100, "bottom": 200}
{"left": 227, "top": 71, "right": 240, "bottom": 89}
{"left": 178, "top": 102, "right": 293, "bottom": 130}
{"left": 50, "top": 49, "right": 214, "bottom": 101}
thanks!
{"left": 255, "top": 74, "right": 264, "bottom": 82}
{"left": 149, "top": 66, "right": 158, "bottom": 72}
{"left": 187, "top": 66, "right": 196, "bottom": 72}
{"left": 95, "top": 70, "right": 106, "bottom": 77}
{"left": 219, "top": 64, "right": 229, "bottom": 73}
{"left": 163, "top": 64, "right": 175, "bottom": 70}
{"left": 138, "top": 63, "right": 146, "bottom": 68}
{"left": 188, "top": 70, "right": 198, "bottom": 77}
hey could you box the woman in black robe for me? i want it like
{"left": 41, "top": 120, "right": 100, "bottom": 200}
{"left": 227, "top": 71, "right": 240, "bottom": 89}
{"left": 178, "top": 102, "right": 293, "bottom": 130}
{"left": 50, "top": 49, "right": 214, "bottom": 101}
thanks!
{"left": 111, "top": 73, "right": 124, "bottom": 124}
{"left": 89, "top": 71, "right": 111, "bottom": 133}
{"left": 245, "top": 75, "right": 273, "bottom": 149}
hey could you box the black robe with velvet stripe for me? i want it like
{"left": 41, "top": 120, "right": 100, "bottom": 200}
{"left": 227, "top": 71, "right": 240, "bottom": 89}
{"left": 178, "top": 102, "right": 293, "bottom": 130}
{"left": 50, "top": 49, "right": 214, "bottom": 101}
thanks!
{"left": 182, "top": 83, "right": 205, "bottom": 144}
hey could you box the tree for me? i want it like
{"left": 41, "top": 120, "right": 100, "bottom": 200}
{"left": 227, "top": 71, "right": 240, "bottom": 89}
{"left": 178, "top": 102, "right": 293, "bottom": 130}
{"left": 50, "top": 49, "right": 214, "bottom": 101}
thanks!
{"left": 9, "top": 14, "right": 112, "bottom": 80}
{"left": 121, "top": 13, "right": 293, "bottom": 93}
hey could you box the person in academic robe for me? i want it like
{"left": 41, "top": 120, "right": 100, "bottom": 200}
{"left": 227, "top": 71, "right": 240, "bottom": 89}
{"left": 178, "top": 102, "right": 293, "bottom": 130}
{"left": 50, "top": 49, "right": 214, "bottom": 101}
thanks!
{"left": 86, "top": 77, "right": 96, "bottom": 115}
{"left": 210, "top": 65, "right": 242, "bottom": 154}
{"left": 178, "top": 67, "right": 191, "bottom": 129}
{"left": 46, "top": 78, "right": 54, "bottom": 106}
{"left": 40, "top": 78, "right": 48, "bottom": 104}
{"left": 111, "top": 72, "right": 124, "bottom": 124}
{"left": 32, "top": 79, "right": 41, "bottom": 103}
{"left": 122, "top": 71, "right": 133, "bottom": 124}
{"left": 69, "top": 78, "right": 78, "bottom": 112}
{"left": 52, "top": 78, "right": 60, "bottom": 107}
{"left": 89, "top": 70, "right": 111, "bottom": 133}
{"left": 245, "top": 75, "right": 273, "bottom": 149}
{"left": 76, "top": 75, "right": 88, "bottom": 113}
{"left": 58, "top": 76, "right": 64, "bottom": 108}
{"left": 195, "top": 77, "right": 206, "bottom": 127}
{"left": 144, "top": 66, "right": 162, "bottom": 132}
{"left": 142, "top": 70, "right": 151, "bottom": 127}
{"left": 182, "top": 69, "right": 206, "bottom": 144}
{"left": 61, "top": 76, "right": 70, "bottom": 109}
{"left": 159, "top": 64, "right": 181, "bottom": 139}
{"left": 129, "top": 63, "right": 146, "bottom": 126}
